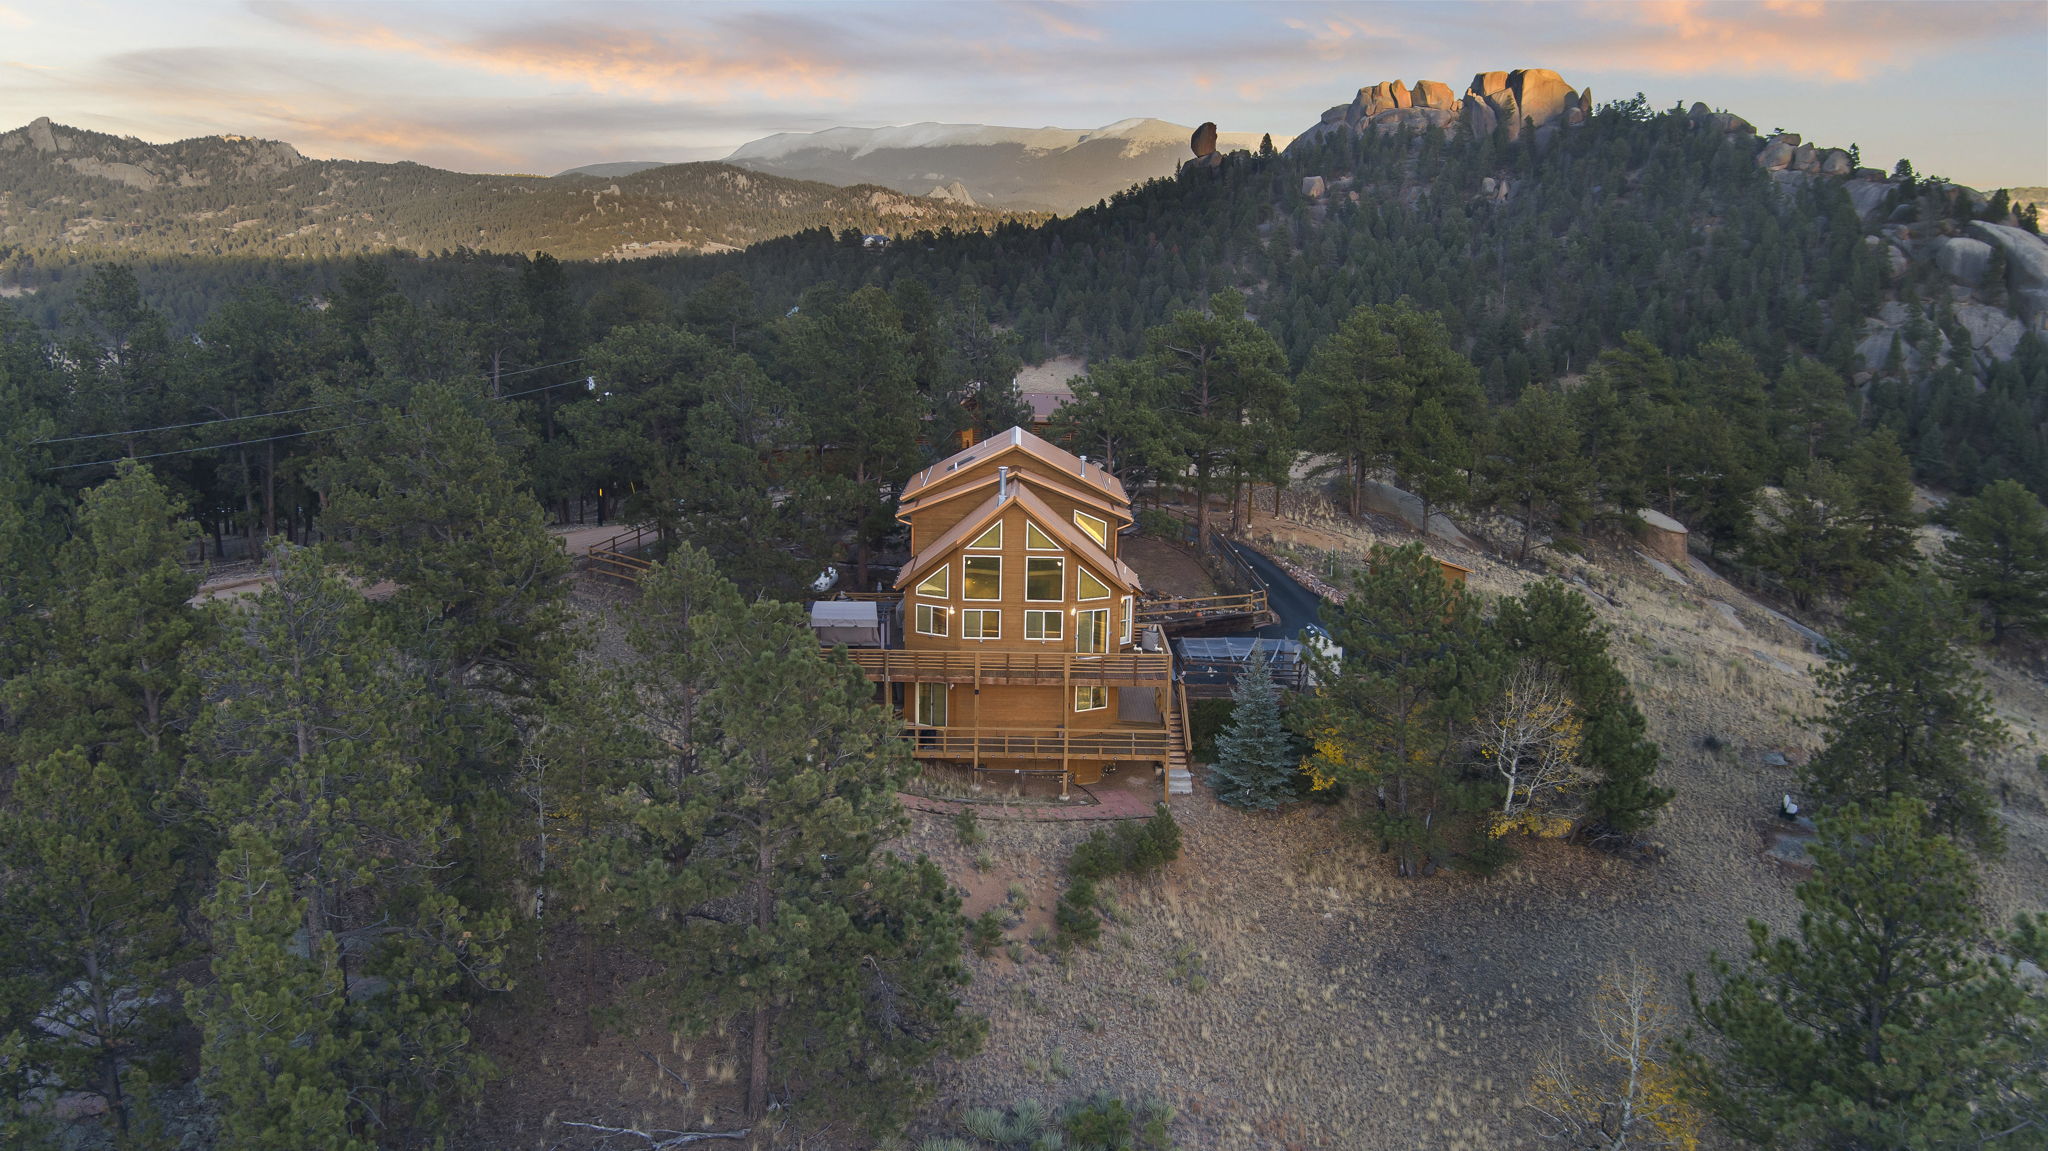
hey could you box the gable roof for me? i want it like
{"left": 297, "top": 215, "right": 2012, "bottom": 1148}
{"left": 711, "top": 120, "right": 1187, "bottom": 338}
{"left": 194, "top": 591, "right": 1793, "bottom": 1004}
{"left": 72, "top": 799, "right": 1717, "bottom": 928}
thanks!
{"left": 900, "top": 425, "right": 1128, "bottom": 507}
{"left": 896, "top": 482, "right": 1141, "bottom": 593}
{"left": 896, "top": 464, "right": 1131, "bottom": 526}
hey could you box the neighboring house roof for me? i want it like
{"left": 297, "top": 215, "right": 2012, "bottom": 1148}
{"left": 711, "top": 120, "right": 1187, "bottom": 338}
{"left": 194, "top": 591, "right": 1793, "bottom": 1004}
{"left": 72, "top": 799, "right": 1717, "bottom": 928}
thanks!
{"left": 900, "top": 425, "right": 1127, "bottom": 506}
{"left": 896, "top": 481, "right": 1141, "bottom": 592}
{"left": 1021, "top": 391, "right": 1067, "bottom": 422}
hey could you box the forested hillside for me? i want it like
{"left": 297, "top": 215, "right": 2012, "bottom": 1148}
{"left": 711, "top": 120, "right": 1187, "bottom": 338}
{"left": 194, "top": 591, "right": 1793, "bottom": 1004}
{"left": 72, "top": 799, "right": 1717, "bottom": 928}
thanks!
{"left": 0, "top": 117, "right": 1035, "bottom": 264}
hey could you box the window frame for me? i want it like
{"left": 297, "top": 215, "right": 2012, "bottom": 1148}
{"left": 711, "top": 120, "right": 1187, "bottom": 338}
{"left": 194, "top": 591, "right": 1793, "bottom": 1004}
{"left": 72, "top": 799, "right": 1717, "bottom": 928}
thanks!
{"left": 1121, "top": 595, "right": 1134, "bottom": 646}
{"left": 1025, "top": 556, "right": 1065, "bottom": 602}
{"left": 962, "top": 555, "right": 1002, "bottom": 601}
{"left": 967, "top": 522, "right": 1003, "bottom": 550}
{"left": 914, "top": 566, "right": 948, "bottom": 598}
{"left": 1073, "top": 511, "right": 1109, "bottom": 547}
{"left": 1025, "top": 521, "right": 1059, "bottom": 550}
{"left": 1076, "top": 567, "right": 1112, "bottom": 601}
{"left": 914, "top": 602, "right": 948, "bottom": 637}
{"left": 1075, "top": 607, "right": 1109, "bottom": 654}
{"left": 1024, "top": 609, "right": 1064, "bottom": 642}
{"left": 914, "top": 682, "right": 949, "bottom": 726}
{"left": 961, "top": 608, "right": 1002, "bottom": 640}
{"left": 1074, "top": 685, "right": 1108, "bottom": 712}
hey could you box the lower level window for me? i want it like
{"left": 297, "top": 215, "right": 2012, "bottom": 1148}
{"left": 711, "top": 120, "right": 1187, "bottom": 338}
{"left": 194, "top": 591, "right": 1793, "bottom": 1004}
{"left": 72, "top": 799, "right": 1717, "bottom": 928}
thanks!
{"left": 1074, "top": 686, "right": 1108, "bottom": 712}
{"left": 915, "top": 602, "right": 948, "bottom": 636}
{"left": 1024, "top": 609, "right": 1063, "bottom": 641}
{"left": 962, "top": 609, "right": 1001, "bottom": 640}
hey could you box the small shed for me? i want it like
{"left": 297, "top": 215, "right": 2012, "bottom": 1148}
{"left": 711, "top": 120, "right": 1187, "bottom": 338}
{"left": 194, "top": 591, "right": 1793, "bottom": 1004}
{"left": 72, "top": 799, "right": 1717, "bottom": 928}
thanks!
{"left": 809, "top": 601, "right": 884, "bottom": 647}
{"left": 1636, "top": 509, "right": 1690, "bottom": 566}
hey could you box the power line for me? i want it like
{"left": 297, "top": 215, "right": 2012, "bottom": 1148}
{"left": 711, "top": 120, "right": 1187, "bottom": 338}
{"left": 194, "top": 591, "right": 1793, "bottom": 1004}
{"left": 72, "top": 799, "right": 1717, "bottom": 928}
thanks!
{"left": 30, "top": 357, "right": 586, "bottom": 446}
{"left": 41, "top": 425, "right": 359, "bottom": 472}
{"left": 40, "top": 371, "right": 598, "bottom": 472}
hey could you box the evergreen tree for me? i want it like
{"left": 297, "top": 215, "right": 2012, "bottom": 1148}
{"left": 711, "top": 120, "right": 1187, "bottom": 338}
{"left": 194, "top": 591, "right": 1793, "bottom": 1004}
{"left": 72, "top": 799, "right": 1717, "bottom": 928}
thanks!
{"left": 1481, "top": 384, "right": 1592, "bottom": 563}
{"left": 1208, "top": 647, "right": 1299, "bottom": 809}
{"left": 1299, "top": 543, "right": 1496, "bottom": 875}
{"left": 1495, "top": 581, "right": 1670, "bottom": 837}
{"left": 1676, "top": 798, "right": 2045, "bottom": 1149}
{"left": 3, "top": 461, "right": 201, "bottom": 792}
{"left": 580, "top": 545, "right": 983, "bottom": 1133}
{"left": 188, "top": 827, "right": 367, "bottom": 1151}
{"left": 0, "top": 750, "right": 185, "bottom": 1137}
{"left": 1940, "top": 478, "right": 2048, "bottom": 642}
{"left": 316, "top": 381, "right": 572, "bottom": 696}
{"left": 185, "top": 546, "right": 505, "bottom": 1142}
{"left": 1803, "top": 570, "right": 2007, "bottom": 850}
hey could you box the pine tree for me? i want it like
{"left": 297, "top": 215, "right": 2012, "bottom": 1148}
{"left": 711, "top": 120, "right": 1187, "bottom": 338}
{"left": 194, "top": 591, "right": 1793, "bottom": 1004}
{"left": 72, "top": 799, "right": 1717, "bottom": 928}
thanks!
{"left": 1481, "top": 384, "right": 1592, "bottom": 563}
{"left": 1676, "top": 798, "right": 2044, "bottom": 1148}
{"left": 580, "top": 545, "right": 982, "bottom": 1134}
{"left": 1299, "top": 543, "right": 1497, "bottom": 875}
{"left": 3, "top": 461, "right": 201, "bottom": 790}
{"left": 1496, "top": 581, "right": 1670, "bottom": 838}
{"left": 188, "top": 828, "right": 367, "bottom": 1151}
{"left": 1208, "top": 647, "right": 1298, "bottom": 809}
{"left": 1803, "top": 570, "right": 2007, "bottom": 850}
{"left": 1940, "top": 478, "right": 2048, "bottom": 642}
{"left": 0, "top": 750, "right": 185, "bottom": 1136}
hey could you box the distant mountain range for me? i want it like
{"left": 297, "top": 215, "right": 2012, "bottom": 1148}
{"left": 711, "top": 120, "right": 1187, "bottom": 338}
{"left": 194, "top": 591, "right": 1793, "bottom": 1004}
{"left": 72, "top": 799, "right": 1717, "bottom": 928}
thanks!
{"left": 0, "top": 117, "right": 1037, "bottom": 262}
{"left": 719, "top": 118, "right": 1282, "bottom": 213}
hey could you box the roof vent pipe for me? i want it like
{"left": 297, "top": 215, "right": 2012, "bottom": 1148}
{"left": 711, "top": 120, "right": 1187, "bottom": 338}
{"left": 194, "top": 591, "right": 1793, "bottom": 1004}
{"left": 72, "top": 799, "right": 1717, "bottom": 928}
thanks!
{"left": 1079, "top": 454, "right": 1088, "bottom": 476}
{"left": 998, "top": 466, "right": 1009, "bottom": 501}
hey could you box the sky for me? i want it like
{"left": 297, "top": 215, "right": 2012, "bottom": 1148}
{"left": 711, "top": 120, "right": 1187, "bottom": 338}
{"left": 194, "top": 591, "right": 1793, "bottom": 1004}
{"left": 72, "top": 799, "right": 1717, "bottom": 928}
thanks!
{"left": 0, "top": 1, "right": 2042, "bottom": 188}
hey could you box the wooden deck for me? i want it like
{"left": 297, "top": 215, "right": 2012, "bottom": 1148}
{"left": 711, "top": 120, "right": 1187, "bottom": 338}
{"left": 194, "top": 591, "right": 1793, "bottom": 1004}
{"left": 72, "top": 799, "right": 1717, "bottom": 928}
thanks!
{"left": 903, "top": 724, "right": 1173, "bottom": 761}
{"left": 1135, "top": 589, "right": 1274, "bottom": 632}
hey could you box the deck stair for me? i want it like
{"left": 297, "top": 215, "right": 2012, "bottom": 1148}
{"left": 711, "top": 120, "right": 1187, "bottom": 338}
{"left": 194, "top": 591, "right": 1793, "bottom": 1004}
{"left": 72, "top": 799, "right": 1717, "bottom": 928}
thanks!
{"left": 1163, "top": 679, "right": 1192, "bottom": 793}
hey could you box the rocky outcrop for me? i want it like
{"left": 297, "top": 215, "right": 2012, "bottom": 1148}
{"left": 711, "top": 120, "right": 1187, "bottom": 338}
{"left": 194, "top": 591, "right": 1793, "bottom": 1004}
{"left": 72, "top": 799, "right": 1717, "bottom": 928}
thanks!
{"left": 1288, "top": 67, "right": 1592, "bottom": 153}
{"left": 1932, "top": 236, "right": 1994, "bottom": 286}
{"left": 1968, "top": 221, "right": 2048, "bottom": 328}
{"left": 1301, "top": 175, "right": 1326, "bottom": 199}
{"left": 0, "top": 116, "right": 306, "bottom": 188}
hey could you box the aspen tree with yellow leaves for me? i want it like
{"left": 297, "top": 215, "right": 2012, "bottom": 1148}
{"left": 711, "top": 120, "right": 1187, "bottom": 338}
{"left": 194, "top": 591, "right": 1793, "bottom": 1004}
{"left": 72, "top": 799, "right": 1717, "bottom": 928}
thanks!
{"left": 1527, "top": 955, "right": 1704, "bottom": 1150}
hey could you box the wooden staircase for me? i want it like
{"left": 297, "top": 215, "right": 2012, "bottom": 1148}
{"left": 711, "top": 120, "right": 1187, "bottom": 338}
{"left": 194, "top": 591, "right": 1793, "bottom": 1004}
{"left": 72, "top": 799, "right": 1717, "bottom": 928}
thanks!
{"left": 1163, "top": 680, "right": 1193, "bottom": 796}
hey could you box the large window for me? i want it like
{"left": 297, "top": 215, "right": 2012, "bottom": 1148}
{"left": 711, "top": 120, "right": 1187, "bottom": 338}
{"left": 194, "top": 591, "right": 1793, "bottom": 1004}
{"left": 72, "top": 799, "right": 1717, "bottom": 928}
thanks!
{"left": 1074, "top": 686, "right": 1108, "bottom": 712}
{"left": 1077, "top": 568, "right": 1111, "bottom": 601}
{"left": 914, "top": 566, "right": 948, "bottom": 598}
{"left": 1073, "top": 511, "right": 1108, "bottom": 547}
{"left": 1075, "top": 608, "right": 1108, "bottom": 654}
{"left": 1024, "top": 609, "right": 1063, "bottom": 641}
{"left": 915, "top": 682, "right": 948, "bottom": 726}
{"left": 961, "top": 609, "right": 1001, "bottom": 640}
{"left": 1025, "top": 556, "right": 1064, "bottom": 601}
{"left": 963, "top": 556, "right": 1001, "bottom": 600}
{"left": 915, "top": 602, "right": 948, "bottom": 637}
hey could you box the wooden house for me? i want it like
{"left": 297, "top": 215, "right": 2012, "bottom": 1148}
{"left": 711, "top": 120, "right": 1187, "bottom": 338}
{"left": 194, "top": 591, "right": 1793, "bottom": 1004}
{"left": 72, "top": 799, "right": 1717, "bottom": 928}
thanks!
{"left": 837, "top": 427, "right": 1188, "bottom": 797}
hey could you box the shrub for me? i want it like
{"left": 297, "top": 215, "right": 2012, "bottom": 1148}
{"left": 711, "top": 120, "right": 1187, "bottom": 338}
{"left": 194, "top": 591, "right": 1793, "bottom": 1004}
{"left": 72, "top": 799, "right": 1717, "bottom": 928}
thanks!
{"left": 968, "top": 909, "right": 1006, "bottom": 957}
{"left": 953, "top": 805, "right": 986, "bottom": 846}
{"left": 1136, "top": 507, "right": 1182, "bottom": 540}
{"left": 1061, "top": 1093, "right": 1134, "bottom": 1149}
{"left": 1052, "top": 877, "right": 1101, "bottom": 950}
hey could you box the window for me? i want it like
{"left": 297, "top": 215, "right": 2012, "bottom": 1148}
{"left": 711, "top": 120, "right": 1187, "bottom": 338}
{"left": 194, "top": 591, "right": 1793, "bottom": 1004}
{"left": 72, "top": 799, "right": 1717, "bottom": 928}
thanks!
{"left": 961, "top": 609, "right": 1001, "bottom": 640}
{"left": 1024, "top": 609, "right": 1063, "bottom": 641}
{"left": 968, "top": 522, "right": 1003, "bottom": 549}
{"left": 1026, "top": 557, "right": 1064, "bottom": 601}
{"left": 1025, "top": 521, "right": 1058, "bottom": 550}
{"left": 1077, "top": 568, "right": 1111, "bottom": 601}
{"left": 1074, "top": 686, "right": 1108, "bottom": 712}
{"left": 915, "top": 682, "right": 948, "bottom": 726}
{"left": 1121, "top": 596, "right": 1134, "bottom": 645}
{"left": 915, "top": 602, "right": 948, "bottom": 637}
{"left": 1075, "top": 608, "right": 1108, "bottom": 654}
{"left": 963, "top": 556, "right": 1001, "bottom": 600}
{"left": 1073, "top": 511, "right": 1108, "bottom": 547}
{"left": 914, "top": 566, "right": 948, "bottom": 598}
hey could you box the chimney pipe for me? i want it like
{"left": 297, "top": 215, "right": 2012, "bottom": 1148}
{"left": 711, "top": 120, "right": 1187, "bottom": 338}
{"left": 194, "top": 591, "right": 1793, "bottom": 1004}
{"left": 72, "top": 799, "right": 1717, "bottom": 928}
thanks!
{"left": 998, "top": 465, "right": 1009, "bottom": 500}
{"left": 1079, "top": 454, "right": 1088, "bottom": 476}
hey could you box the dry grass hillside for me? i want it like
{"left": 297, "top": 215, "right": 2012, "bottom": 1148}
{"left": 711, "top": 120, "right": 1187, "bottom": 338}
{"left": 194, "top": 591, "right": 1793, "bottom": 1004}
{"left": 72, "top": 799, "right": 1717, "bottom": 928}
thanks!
{"left": 481, "top": 501, "right": 2048, "bottom": 1150}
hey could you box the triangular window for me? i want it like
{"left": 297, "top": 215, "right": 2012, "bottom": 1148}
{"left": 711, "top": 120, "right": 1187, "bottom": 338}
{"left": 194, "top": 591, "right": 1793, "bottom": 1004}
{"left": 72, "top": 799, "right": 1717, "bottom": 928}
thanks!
{"left": 1077, "top": 568, "right": 1111, "bottom": 601}
{"left": 1025, "top": 521, "right": 1058, "bottom": 550}
{"left": 968, "top": 522, "right": 1003, "bottom": 550}
{"left": 915, "top": 567, "right": 948, "bottom": 598}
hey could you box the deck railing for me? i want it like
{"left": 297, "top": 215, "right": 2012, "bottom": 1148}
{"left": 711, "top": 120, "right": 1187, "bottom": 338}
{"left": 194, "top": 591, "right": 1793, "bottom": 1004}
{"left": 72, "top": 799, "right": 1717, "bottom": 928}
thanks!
{"left": 1134, "top": 589, "right": 1270, "bottom": 626}
{"left": 840, "top": 648, "right": 1172, "bottom": 686}
{"left": 902, "top": 725, "right": 1172, "bottom": 761}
